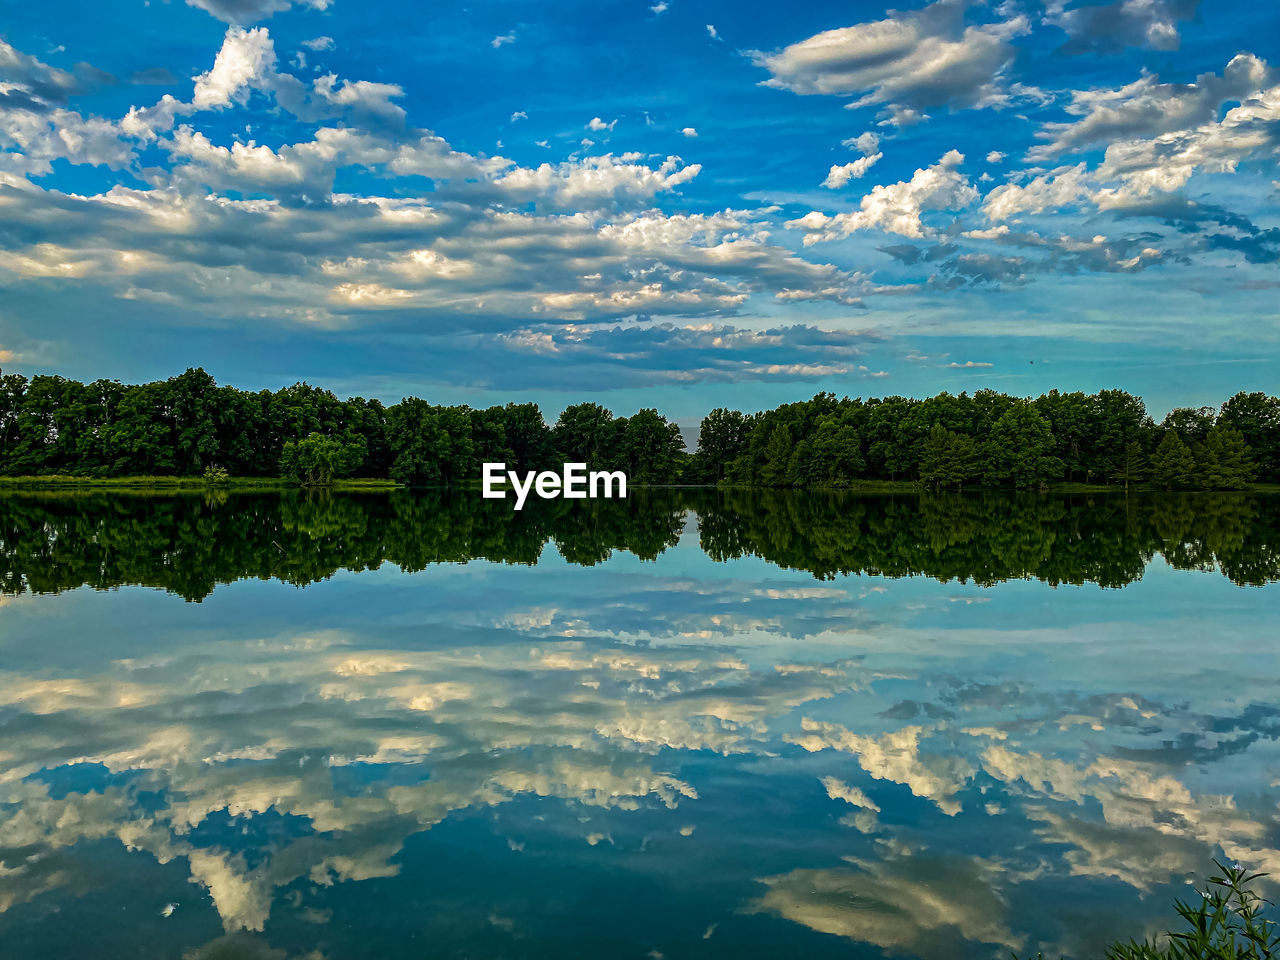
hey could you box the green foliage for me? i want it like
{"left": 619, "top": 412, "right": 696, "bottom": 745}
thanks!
{"left": 203, "top": 464, "right": 231, "bottom": 485}
{"left": 1199, "top": 426, "right": 1255, "bottom": 490}
{"left": 1219, "top": 392, "right": 1280, "bottom": 483}
{"left": 4, "top": 487, "right": 1278, "bottom": 600}
{"left": 553, "top": 402, "right": 619, "bottom": 465}
{"left": 1151, "top": 430, "right": 1199, "bottom": 489}
{"left": 1115, "top": 441, "right": 1146, "bottom": 488}
{"left": 1036, "top": 861, "right": 1279, "bottom": 960}
{"left": 695, "top": 408, "right": 748, "bottom": 482}
{"left": 920, "top": 423, "right": 976, "bottom": 489}
{"left": 280, "top": 433, "right": 362, "bottom": 486}
{"left": 385, "top": 400, "right": 473, "bottom": 486}
{"left": 1, "top": 367, "right": 1278, "bottom": 489}
{"left": 761, "top": 424, "right": 793, "bottom": 486}
{"left": 981, "top": 402, "right": 1064, "bottom": 487}
{"left": 618, "top": 408, "right": 685, "bottom": 483}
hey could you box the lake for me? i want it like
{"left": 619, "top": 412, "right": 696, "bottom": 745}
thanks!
{"left": 1, "top": 489, "right": 1278, "bottom": 959}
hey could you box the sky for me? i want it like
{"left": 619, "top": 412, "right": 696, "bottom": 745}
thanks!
{"left": 0, "top": 0, "right": 1278, "bottom": 425}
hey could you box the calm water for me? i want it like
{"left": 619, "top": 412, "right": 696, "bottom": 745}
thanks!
{"left": 1, "top": 490, "right": 1278, "bottom": 959}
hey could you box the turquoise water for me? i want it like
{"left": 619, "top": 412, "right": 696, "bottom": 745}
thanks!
{"left": 1, "top": 490, "right": 1277, "bottom": 959}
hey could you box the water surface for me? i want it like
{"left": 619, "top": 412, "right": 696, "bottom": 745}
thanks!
{"left": 1, "top": 490, "right": 1277, "bottom": 959}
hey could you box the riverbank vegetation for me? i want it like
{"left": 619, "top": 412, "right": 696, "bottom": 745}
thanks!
{"left": 1020, "top": 861, "right": 1276, "bottom": 959}
{"left": 1, "top": 367, "right": 1277, "bottom": 489}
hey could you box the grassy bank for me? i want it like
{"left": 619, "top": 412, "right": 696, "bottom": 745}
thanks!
{"left": 0, "top": 475, "right": 401, "bottom": 490}
{"left": 1, "top": 475, "right": 1277, "bottom": 494}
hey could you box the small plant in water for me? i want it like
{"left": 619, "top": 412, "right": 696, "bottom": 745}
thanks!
{"left": 1018, "top": 861, "right": 1277, "bottom": 959}
{"left": 202, "top": 464, "right": 231, "bottom": 485}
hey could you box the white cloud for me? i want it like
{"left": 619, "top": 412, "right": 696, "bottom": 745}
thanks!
{"left": 650, "top": 2, "right": 668, "bottom": 13}
{"left": 751, "top": 0, "right": 1030, "bottom": 112}
{"left": 983, "top": 163, "right": 1092, "bottom": 220}
{"left": 706, "top": 24, "right": 719, "bottom": 40}
{"left": 302, "top": 36, "right": 335, "bottom": 52}
{"left": 821, "top": 152, "right": 882, "bottom": 189}
{"left": 843, "top": 131, "right": 880, "bottom": 155}
{"left": 510, "top": 110, "right": 528, "bottom": 122}
{"left": 1031, "top": 54, "right": 1273, "bottom": 160}
{"left": 491, "top": 32, "right": 516, "bottom": 49}
{"left": 948, "top": 360, "right": 994, "bottom": 368}
{"left": 184, "top": 0, "right": 331, "bottom": 26}
{"left": 586, "top": 117, "right": 616, "bottom": 132}
{"left": 1092, "top": 81, "right": 1280, "bottom": 204}
{"left": 312, "top": 73, "right": 406, "bottom": 125}
{"left": 0, "top": 38, "right": 78, "bottom": 103}
{"left": 1047, "top": 0, "right": 1200, "bottom": 53}
{"left": 986, "top": 150, "right": 1005, "bottom": 163}
{"left": 191, "top": 26, "right": 278, "bottom": 110}
{"left": 789, "top": 150, "right": 977, "bottom": 241}
{"left": 681, "top": 127, "right": 698, "bottom": 138}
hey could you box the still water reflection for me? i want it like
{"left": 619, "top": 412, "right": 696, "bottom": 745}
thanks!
{"left": 0, "top": 490, "right": 1277, "bottom": 959}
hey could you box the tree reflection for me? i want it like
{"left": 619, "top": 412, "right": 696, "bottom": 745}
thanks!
{"left": 1, "top": 488, "right": 1277, "bottom": 600}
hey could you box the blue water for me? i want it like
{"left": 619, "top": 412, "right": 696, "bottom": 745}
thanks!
{"left": 0, "top": 492, "right": 1277, "bottom": 959}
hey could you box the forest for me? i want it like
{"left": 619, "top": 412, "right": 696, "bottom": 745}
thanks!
{"left": 1, "top": 366, "right": 1277, "bottom": 489}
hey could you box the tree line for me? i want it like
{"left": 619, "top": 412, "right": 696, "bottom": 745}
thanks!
{"left": 2, "top": 488, "right": 1276, "bottom": 600}
{"left": 697, "top": 389, "right": 1278, "bottom": 489}
{"left": 1, "top": 367, "right": 1277, "bottom": 488}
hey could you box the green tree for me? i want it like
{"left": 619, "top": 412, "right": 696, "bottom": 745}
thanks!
{"left": 554, "top": 402, "right": 619, "bottom": 467}
{"left": 1113, "top": 441, "right": 1145, "bottom": 490}
{"left": 280, "top": 432, "right": 361, "bottom": 485}
{"left": 619, "top": 408, "right": 685, "bottom": 483}
{"left": 1150, "top": 430, "right": 1198, "bottom": 489}
{"left": 1218, "top": 391, "right": 1280, "bottom": 482}
{"left": 806, "top": 419, "right": 865, "bottom": 485}
{"left": 1089, "top": 389, "right": 1151, "bottom": 481}
{"left": 760, "top": 424, "right": 793, "bottom": 487}
{"left": 920, "top": 423, "right": 976, "bottom": 489}
{"left": 386, "top": 400, "right": 474, "bottom": 485}
{"left": 696, "top": 408, "right": 748, "bottom": 482}
{"left": 1198, "top": 426, "right": 1254, "bottom": 489}
{"left": 981, "top": 403, "right": 1064, "bottom": 487}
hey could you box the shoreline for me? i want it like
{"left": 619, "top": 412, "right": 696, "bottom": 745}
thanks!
{"left": 1, "top": 476, "right": 1278, "bottom": 494}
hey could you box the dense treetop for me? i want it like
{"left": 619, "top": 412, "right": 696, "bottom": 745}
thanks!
{"left": 1, "top": 368, "right": 1277, "bottom": 489}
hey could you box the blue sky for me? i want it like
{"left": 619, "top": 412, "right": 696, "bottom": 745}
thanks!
{"left": 1, "top": 0, "right": 1277, "bottom": 425}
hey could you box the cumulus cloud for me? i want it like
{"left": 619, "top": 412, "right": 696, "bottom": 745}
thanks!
{"left": 185, "top": 0, "right": 332, "bottom": 26}
{"left": 822, "top": 152, "right": 882, "bottom": 189}
{"left": 843, "top": 131, "right": 880, "bottom": 155}
{"left": 789, "top": 150, "right": 977, "bottom": 242}
{"left": 1047, "top": 0, "right": 1200, "bottom": 54}
{"left": 681, "top": 126, "right": 698, "bottom": 137}
{"left": 0, "top": 38, "right": 80, "bottom": 104}
{"left": 1031, "top": 54, "right": 1273, "bottom": 160}
{"left": 191, "top": 26, "right": 280, "bottom": 110}
{"left": 983, "top": 163, "right": 1093, "bottom": 220}
{"left": 5, "top": 27, "right": 888, "bottom": 346}
{"left": 750, "top": 0, "right": 1030, "bottom": 112}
